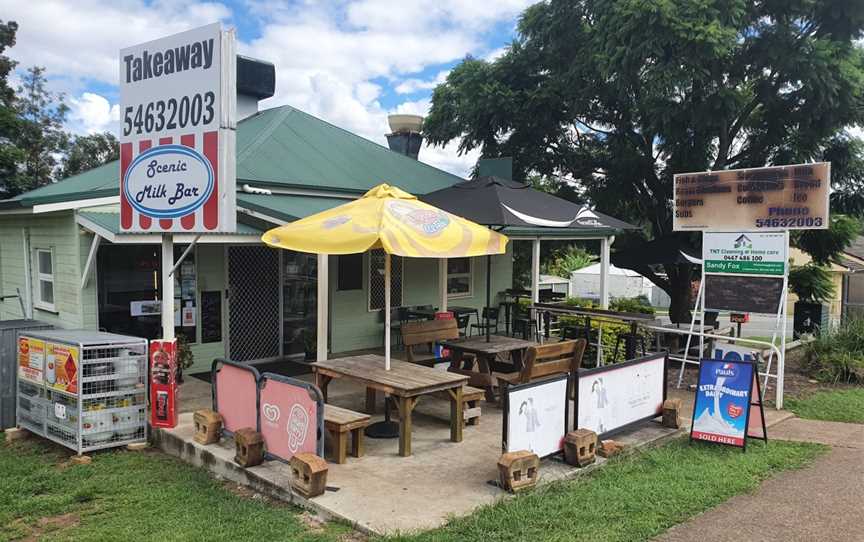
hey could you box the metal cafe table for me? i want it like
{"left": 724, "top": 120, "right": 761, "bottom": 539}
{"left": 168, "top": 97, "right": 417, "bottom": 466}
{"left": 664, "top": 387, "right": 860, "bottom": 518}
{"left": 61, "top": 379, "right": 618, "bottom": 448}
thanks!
{"left": 439, "top": 335, "right": 537, "bottom": 401}
{"left": 312, "top": 354, "right": 468, "bottom": 457}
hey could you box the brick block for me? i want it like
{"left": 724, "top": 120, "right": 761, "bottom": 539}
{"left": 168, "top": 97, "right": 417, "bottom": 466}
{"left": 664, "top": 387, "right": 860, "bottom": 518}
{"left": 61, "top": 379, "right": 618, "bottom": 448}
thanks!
{"left": 290, "top": 453, "right": 328, "bottom": 498}
{"left": 193, "top": 409, "right": 223, "bottom": 445}
{"left": 564, "top": 429, "right": 597, "bottom": 467}
{"left": 662, "top": 398, "right": 683, "bottom": 429}
{"left": 234, "top": 428, "right": 265, "bottom": 467}
{"left": 497, "top": 450, "right": 539, "bottom": 493}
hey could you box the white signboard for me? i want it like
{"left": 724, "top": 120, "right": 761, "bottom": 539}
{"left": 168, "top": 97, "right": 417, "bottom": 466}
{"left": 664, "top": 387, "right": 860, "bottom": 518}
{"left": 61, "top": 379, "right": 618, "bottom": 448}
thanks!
{"left": 119, "top": 23, "right": 236, "bottom": 233}
{"left": 504, "top": 376, "right": 568, "bottom": 458}
{"left": 673, "top": 163, "right": 830, "bottom": 231}
{"left": 702, "top": 232, "right": 787, "bottom": 276}
{"left": 576, "top": 354, "right": 666, "bottom": 437}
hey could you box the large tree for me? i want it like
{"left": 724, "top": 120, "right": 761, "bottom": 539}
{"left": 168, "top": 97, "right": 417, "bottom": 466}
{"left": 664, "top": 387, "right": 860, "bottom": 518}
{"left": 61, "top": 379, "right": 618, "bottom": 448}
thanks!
{"left": 60, "top": 132, "right": 118, "bottom": 179}
{"left": 424, "top": 0, "right": 864, "bottom": 321}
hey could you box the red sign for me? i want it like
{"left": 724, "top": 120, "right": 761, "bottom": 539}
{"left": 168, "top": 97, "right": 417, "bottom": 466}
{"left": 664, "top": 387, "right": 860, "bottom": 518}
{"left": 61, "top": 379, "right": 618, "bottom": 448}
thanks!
{"left": 150, "top": 339, "right": 178, "bottom": 428}
{"left": 730, "top": 312, "right": 749, "bottom": 323}
{"left": 258, "top": 376, "right": 320, "bottom": 462}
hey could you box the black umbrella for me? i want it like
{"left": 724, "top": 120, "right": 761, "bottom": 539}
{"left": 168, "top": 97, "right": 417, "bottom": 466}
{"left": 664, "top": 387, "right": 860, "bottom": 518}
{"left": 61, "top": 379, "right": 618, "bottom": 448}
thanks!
{"left": 422, "top": 176, "right": 638, "bottom": 341}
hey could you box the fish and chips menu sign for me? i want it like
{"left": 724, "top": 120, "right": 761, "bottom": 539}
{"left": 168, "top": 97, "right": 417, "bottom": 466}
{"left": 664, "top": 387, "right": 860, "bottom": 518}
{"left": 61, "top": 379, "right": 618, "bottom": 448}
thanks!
{"left": 673, "top": 163, "right": 829, "bottom": 231}
{"left": 119, "top": 23, "right": 236, "bottom": 233}
{"left": 702, "top": 232, "right": 787, "bottom": 276}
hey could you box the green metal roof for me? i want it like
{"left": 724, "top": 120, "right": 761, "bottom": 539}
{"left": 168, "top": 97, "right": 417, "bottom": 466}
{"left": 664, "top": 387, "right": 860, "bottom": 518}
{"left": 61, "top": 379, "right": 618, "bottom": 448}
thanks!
{"left": 0, "top": 104, "right": 465, "bottom": 210}
{"left": 237, "top": 193, "right": 346, "bottom": 222}
{"left": 78, "top": 211, "right": 263, "bottom": 236}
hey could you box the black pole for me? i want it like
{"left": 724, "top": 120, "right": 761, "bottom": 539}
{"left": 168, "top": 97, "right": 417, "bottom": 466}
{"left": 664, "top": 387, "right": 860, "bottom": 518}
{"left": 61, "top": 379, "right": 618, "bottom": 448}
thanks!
{"left": 486, "top": 254, "right": 492, "bottom": 342}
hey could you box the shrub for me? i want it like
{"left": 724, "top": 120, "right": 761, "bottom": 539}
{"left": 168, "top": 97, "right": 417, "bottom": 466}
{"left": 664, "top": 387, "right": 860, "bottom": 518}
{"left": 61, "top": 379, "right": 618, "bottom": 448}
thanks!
{"left": 789, "top": 264, "right": 836, "bottom": 303}
{"left": 802, "top": 318, "right": 864, "bottom": 383}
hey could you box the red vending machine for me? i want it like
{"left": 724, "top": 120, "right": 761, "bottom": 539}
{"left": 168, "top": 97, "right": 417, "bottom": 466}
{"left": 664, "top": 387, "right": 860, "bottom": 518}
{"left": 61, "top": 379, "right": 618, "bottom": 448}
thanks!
{"left": 150, "top": 339, "right": 178, "bottom": 428}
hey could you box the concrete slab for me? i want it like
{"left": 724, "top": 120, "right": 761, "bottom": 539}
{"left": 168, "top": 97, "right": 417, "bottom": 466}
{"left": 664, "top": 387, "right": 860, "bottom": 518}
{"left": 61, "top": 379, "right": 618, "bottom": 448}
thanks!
{"left": 162, "top": 371, "right": 681, "bottom": 535}
{"left": 769, "top": 418, "right": 864, "bottom": 449}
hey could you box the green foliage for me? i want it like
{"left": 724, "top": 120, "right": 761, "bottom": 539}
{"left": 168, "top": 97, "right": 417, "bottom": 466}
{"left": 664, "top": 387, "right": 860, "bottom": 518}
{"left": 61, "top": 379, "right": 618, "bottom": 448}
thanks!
{"left": 556, "top": 297, "right": 654, "bottom": 364}
{"left": 785, "top": 388, "right": 864, "bottom": 423}
{"left": 541, "top": 245, "right": 596, "bottom": 278}
{"left": 802, "top": 319, "right": 864, "bottom": 383}
{"left": 425, "top": 0, "right": 864, "bottom": 321}
{"left": 788, "top": 264, "right": 836, "bottom": 303}
{"left": 59, "top": 132, "right": 118, "bottom": 179}
{"left": 792, "top": 215, "right": 862, "bottom": 265}
{"left": 175, "top": 333, "right": 194, "bottom": 370}
{"left": 390, "top": 439, "right": 825, "bottom": 542}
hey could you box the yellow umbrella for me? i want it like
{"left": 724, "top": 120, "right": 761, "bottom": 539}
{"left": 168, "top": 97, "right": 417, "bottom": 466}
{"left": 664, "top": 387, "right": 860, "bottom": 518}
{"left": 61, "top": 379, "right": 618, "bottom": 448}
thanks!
{"left": 262, "top": 183, "right": 508, "bottom": 369}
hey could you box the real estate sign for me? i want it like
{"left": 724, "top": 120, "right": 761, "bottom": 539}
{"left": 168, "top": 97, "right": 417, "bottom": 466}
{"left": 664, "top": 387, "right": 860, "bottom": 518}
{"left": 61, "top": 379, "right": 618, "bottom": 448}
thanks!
{"left": 119, "top": 23, "right": 236, "bottom": 233}
{"left": 702, "top": 232, "right": 787, "bottom": 276}
{"left": 673, "top": 163, "right": 829, "bottom": 231}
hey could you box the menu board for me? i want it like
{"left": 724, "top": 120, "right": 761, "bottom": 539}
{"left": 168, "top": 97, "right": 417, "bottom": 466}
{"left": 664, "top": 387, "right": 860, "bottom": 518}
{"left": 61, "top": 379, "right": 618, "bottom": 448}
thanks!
{"left": 704, "top": 275, "right": 784, "bottom": 314}
{"left": 201, "top": 290, "right": 222, "bottom": 343}
{"left": 673, "top": 163, "right": 829, "bottom": 231}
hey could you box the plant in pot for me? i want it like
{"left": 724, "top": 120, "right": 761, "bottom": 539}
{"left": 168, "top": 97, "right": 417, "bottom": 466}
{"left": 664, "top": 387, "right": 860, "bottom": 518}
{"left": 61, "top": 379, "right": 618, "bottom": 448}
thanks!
{"left": 175, "top": 334, "right": 195, "bottom": 383}
{"left": 789, "top": 263, "right": 835, "bottom": 339}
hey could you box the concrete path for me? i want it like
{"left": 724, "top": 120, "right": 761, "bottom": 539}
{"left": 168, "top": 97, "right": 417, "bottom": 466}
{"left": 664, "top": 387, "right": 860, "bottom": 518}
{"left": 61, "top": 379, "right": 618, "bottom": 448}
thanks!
{"left": 657, "top": 418, "right": 864, "bottom": 542}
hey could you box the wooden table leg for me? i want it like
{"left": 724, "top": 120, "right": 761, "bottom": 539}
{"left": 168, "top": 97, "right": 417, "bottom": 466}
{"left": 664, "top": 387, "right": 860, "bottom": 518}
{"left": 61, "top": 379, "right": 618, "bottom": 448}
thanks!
{"left": 315, "top": 373, "right": 332, "bottom": 403}
{"left": 476, "top": 355, "right": 497, "bottom": 402}
{"left": 365, "top": 387, "right": 376, "bottom": 414}
{"left": 448, "top": 386, "right": 463, "bottom": 443}
{"left": 397, "top": 396, "right": 416, "bottom": 457}
{"left": 333, "top": 430, "right": 348, "bottom": 464}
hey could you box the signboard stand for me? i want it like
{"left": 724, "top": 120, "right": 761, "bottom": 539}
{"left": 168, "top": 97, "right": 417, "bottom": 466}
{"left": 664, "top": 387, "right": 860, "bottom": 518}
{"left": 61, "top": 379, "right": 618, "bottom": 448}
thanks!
{"left": 690, "top": 359, "right": 767, "bottom": 451}
{"left": 676, "top": 231, "right": 789, "bottom": 409}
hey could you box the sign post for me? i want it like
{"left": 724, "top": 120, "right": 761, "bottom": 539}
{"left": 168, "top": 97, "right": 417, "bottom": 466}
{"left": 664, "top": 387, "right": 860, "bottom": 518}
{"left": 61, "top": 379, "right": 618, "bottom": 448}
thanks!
{"left": 119, "top": 23, "right": 236, "bottom": 338}
{"left": 673, "top": 163, "right": 830, "bottom": 410}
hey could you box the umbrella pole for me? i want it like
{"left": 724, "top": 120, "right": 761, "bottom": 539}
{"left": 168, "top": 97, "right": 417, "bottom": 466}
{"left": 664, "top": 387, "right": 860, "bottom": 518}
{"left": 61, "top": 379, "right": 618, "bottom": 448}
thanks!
{"left": 486, "top": 254, "right": 491, "bottom": 342}
{"left": 366, "top": 252, "right": 400, "bottom": 439}
{"left": 385, "top": 252, "right": 391, "bottom": 370}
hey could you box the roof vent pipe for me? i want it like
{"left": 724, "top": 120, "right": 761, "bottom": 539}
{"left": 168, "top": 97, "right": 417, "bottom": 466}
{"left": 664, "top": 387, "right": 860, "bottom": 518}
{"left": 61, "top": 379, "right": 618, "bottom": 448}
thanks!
{"left": 386, "top": 114, "right": 424, "bottom": 160}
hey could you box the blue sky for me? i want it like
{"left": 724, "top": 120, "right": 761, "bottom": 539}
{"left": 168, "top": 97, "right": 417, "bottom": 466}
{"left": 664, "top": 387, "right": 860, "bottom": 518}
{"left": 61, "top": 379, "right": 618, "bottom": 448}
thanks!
{"left": 4, "top": 0, "right": 532, "bottom": 176}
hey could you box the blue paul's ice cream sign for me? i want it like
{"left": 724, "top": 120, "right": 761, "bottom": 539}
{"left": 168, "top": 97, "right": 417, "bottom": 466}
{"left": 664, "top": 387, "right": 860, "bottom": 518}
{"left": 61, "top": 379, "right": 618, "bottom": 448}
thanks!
{"left": 123, "top": 145, "right": 215, "bottom": 218}
{"left": 690, "top": 359, "right": 756, "bottom": 448}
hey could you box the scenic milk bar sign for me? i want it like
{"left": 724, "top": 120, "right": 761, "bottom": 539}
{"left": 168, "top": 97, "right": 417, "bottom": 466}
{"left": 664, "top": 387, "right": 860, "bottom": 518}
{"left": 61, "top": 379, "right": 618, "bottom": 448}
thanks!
{"left": 119, "top": 23, "right": 236, "bottom": 233}
{"left": 673, "top": 163, "right": 829, "bottom": 232}
{"left": 702, "top": 232, "right": 787, "bottom": 276}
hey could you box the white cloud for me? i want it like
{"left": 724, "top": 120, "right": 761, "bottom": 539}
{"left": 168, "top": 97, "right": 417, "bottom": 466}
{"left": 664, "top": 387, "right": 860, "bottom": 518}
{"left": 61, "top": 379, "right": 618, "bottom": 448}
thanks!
{"left": 5, "top": 0, "right": 526, "bottom": 177}
{"left": 394, "top": 70, "right": 449, "bottom": 95}
{"left": 69, "top": 92, "right": 119, "bottom": 134}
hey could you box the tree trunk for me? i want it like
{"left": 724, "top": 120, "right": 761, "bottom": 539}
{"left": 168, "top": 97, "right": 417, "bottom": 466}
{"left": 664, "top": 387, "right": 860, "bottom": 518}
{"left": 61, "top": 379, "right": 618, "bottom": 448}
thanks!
{"left": 665, "top": 264, "right": 695, "bottom": 324}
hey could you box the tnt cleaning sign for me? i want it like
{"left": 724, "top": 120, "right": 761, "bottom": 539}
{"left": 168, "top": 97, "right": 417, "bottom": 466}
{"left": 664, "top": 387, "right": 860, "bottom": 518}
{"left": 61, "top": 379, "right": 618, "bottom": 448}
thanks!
{"left": 119, "top": 23, "right": 236, "bottom": 233}
{"left": 703, "top": 232, "right": 787, "bottom": 276}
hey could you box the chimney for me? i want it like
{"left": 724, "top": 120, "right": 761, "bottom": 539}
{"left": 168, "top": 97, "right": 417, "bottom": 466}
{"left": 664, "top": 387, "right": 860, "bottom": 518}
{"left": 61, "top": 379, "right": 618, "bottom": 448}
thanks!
{"left": 236, "top": 55, "right": 275, "bottom": 120}
{"left": 386, "top": 114, "right": 424, "bottom": 159}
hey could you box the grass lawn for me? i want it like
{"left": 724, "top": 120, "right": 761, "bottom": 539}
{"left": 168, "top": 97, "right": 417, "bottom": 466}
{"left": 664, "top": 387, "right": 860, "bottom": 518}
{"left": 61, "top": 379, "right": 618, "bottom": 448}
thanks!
{"left": 785, "top": 388, "right": 864, "bottom": 424}
{"left": 388, "top": 439, "right": 826, "bottom": 542}
{"left": 0, "top": 435, "right": 825, "bottom": 542}
{"left": 0, "top": 435, "right": 354, "bottom": 542}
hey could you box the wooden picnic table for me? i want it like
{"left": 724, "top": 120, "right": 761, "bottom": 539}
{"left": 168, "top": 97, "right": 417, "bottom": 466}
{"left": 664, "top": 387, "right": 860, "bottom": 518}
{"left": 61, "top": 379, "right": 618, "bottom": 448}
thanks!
{"left": 312, "top": 354, "right": 468, "bottom": 457}
{"left": 439, "top": 335, "right": 538, "bottom": 401}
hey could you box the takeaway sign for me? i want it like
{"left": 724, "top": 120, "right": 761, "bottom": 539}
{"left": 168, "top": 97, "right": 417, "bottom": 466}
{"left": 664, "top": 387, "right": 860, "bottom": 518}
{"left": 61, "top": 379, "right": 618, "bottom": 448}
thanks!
{"left": 119, "top": 23, "right": 236, "bottom": 233}
{"left": 673, "top": 163, "right": 829, "bottom": 232}
{"left": 702, "top": 232, "right": 787, "bottom": 276}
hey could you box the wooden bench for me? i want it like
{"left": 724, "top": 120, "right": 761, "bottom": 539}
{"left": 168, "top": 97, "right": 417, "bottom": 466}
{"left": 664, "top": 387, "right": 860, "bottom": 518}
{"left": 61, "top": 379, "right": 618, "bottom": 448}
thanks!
{"left": 495, "top": 339, "right": 587, "bottom": 403}
{"left": 323, "top": 404, "right": 370, "bottom": 464}
{"left": 401, "top": 319, "right": 463, "bottom": 367}
{"left": 431, "top": 385, "right": 485, "bottom": 426}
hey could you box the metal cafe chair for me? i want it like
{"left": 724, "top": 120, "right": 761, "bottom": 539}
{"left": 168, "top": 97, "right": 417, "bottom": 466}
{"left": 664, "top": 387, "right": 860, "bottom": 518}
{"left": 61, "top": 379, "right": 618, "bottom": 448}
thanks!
{"left": 611, "top": 331, "right": 648, "bottom": 363}
{"left": 470, "top": 306, "right": 500, "bottom": 336}
{"left": 455, "top": 312, "right": 472, "bottom": 337}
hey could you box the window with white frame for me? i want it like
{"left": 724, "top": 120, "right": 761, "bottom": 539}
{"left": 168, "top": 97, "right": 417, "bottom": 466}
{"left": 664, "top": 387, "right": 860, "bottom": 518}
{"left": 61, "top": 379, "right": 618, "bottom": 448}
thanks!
{"left": 368, "top": 249, "right": 403, "bottom": 311}
{"left": 447, "top": 257, "right": 472, "bottom": 298}
{"left": 34, "top": 248, "right": 55, "bottom": 311}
